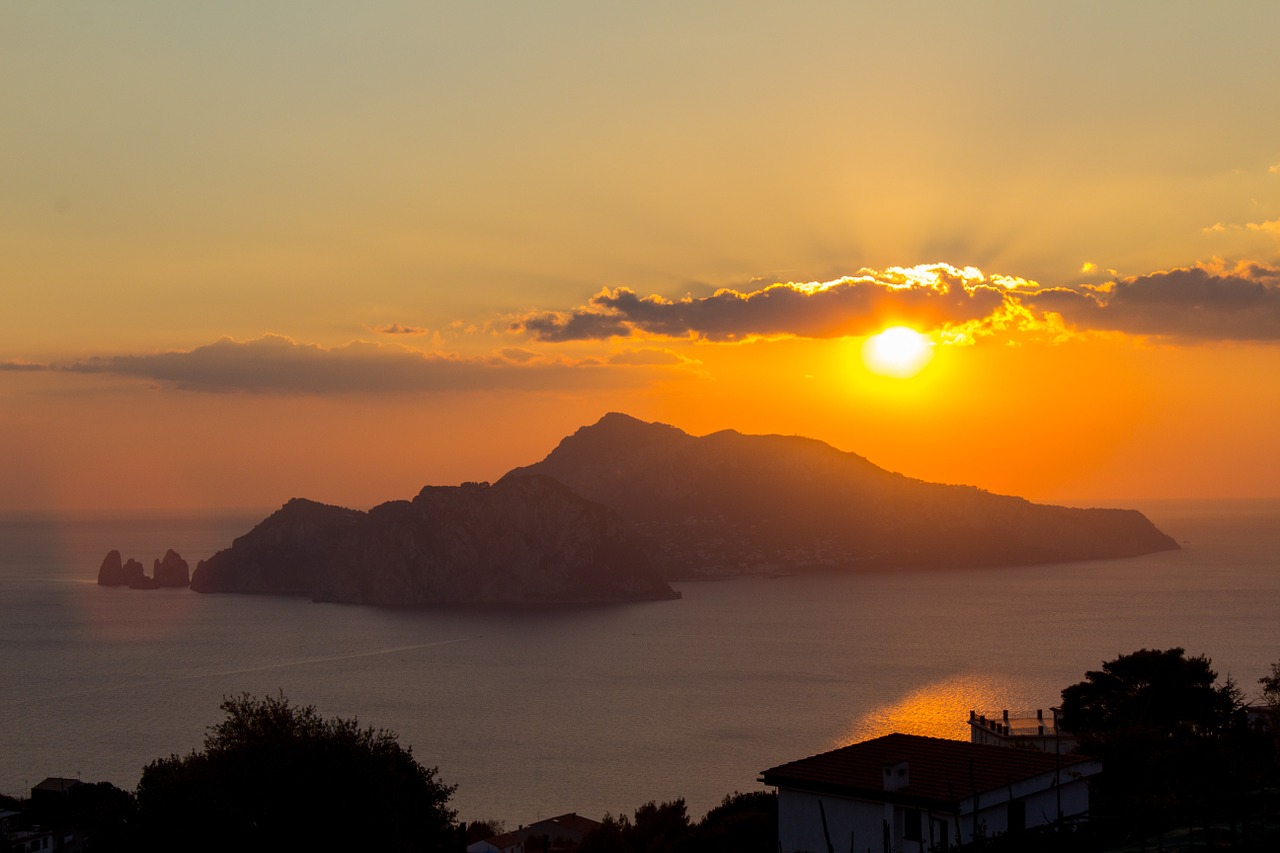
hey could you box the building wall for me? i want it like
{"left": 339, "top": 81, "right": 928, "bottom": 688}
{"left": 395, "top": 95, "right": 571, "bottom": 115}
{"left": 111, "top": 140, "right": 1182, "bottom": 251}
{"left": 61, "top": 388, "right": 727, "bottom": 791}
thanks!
{"left": 777, "top": 764, "right": 1099, "bottom": 853}
{"left": 778, "top": 789, "right": 889, "bottom": 853}
{"left": 961, "top": 765, "right": 1097, "bottom": 837}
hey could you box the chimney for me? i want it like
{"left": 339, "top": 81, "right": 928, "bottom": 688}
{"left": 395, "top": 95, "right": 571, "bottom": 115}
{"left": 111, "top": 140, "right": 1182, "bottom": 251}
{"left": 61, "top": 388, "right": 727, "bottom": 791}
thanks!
{"left": 883, "top": 760, "right": 909, "bottom": 791}
{"left": 1002, "top": 709, "right": 1009, "bottom": 722}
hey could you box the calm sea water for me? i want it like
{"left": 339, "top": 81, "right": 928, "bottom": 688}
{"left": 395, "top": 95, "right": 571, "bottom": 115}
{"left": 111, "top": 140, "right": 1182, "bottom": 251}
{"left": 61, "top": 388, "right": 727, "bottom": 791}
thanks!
{"left": 1, "top": 500, "right": 1277, "bottom": 823}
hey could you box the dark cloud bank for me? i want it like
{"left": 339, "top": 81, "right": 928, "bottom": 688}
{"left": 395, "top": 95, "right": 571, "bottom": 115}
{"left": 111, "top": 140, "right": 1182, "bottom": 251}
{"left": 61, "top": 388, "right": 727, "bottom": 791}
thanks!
{"left": 1025, "top": 263, "right": 1280, "bottom": 342}
{"left": 517, "top": 262, "right": 1280, "bottom": 343}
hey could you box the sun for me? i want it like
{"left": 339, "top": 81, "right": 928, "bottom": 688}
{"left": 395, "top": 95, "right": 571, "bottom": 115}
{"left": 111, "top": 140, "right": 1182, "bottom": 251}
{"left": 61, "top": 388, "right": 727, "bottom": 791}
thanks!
{"left": 861, "top": 326, "right": 934, "bottom": 378}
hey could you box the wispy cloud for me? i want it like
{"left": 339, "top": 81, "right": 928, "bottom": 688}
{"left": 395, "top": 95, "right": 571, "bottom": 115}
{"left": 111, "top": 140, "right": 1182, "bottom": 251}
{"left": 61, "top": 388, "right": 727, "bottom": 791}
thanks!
{"left": 606, "top": 347, "right": 692, "bottom": 366}
{"left": 372, "top": 323, "right": 429, "bottom": 336}
{"left": 53, "top": 335, "right": 669, "bottom": 395}
{"left": 1204, "top": 218, "right": 1280, "bottom": 237}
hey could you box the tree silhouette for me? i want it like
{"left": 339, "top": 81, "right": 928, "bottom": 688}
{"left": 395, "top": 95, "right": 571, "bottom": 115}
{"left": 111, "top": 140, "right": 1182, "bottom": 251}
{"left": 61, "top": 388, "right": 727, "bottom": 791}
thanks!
{"left": 135, "top": 692, "right": 456, "bottom": 853}
{"left": 1059, "top": 648, "right": 1247, "bottom": 836}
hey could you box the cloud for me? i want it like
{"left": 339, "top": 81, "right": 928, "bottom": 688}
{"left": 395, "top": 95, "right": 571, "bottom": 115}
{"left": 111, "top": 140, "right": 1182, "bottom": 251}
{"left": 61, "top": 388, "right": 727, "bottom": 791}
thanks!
{"left": 1203, "top": 217, "right": 1280, "bottom": 238}
{"left": 518, "top": 310, "right": 635, "bottom": 343}
{"left": 606, "top": 347, "right": 690, "bottom": 366}
{"left": 497, "top": 347, "right": 539, "bottom": 363}
{"left": 56, "top": 335, "right": 667, "bottom": 395}
{"left": 512, "top": 260, "right": 1280, "bottom": 346}
{"left": 373, "top": 323, "right": 429, "bottom": 336}
{"left": 513, "top": 264, "right": 1010, "bottom": 343}
{"left": 0, "top": 360, "right": 50, "bottom": 372}
{"left": 1024, "top": 261, "right": 1280, "bottom": 342}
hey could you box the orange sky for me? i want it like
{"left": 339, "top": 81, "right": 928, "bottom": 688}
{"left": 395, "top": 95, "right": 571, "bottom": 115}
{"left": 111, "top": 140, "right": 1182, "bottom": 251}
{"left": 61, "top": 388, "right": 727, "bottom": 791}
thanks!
{"left": 2, "top": 4, "right": 1279, "bottom": 511}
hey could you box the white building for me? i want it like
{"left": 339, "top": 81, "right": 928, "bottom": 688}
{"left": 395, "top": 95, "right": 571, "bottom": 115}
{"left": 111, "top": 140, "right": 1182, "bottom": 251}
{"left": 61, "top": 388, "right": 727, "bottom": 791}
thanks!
{"left": 968, "top": 708, "right": 1078, "bottom": 754}
{"left": 760, "top": 733, "right": 1101, "bottom": 853}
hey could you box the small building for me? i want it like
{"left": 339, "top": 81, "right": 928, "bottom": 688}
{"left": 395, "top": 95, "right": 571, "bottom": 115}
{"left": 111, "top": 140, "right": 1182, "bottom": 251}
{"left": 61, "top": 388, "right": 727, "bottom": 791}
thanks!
{"left": 760, "top": 733, "right": 1101, "bottom": 853}
{"left": 467, "top": 813, "right": 602, "bottom": 853}
{"left": 469, "top": 829, "right": 525, "bottom": 853}
{"left": 6, "top": 827, "right": 57, "bottom": 853}
{"left": 30, "top": 778, "right": 81, "bottom": 801}
{"left": 968, "top": 708, "right": 1078, "bottom": 754}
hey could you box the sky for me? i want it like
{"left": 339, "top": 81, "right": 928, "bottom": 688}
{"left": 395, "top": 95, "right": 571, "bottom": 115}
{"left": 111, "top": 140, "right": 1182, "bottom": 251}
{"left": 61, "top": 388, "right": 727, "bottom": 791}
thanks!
{"left": 3, "top": 2, "right": 1279, "bottom": 512}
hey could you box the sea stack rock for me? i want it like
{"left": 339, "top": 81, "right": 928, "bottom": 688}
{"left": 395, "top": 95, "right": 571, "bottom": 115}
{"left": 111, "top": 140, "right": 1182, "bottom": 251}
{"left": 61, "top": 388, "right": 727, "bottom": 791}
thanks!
{"left": 97, "top": 550, "right": 147, "bottom": 586}
{"left": 121, "top": 558, "right": 153, "bottom": 588}
{"left": 97, "top": 550, "right": 125, "bottom": 585}
{"left": 153, "top": 549, "right": 190, "bottom": 587}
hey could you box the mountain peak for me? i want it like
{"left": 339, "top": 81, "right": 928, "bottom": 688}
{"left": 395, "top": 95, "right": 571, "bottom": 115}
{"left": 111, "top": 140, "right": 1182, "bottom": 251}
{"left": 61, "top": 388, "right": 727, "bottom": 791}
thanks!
{"left": 504, "top": 414, "right": 1179, "bottom": 576}
{"left": 582, "top": 412, "right": 686, "bottom": 439}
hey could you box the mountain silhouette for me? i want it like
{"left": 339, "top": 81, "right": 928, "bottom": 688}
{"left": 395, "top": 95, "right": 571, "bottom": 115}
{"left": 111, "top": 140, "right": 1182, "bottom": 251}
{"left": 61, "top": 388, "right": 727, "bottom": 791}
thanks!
{"left": 190, "top": 476, "right": 676, "bottom": 604}
{"left": 503, "top": 413, "right": 1179, "bottom": 576}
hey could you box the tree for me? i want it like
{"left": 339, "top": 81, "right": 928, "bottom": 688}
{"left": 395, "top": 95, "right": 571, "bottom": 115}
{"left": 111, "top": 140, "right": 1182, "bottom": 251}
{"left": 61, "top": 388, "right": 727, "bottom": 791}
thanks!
{"left": 577, "top": 794, "right": 777, "bottom": 853}
{"left": 1059, "top": 648, "right": 1246, "bottom": 834}
{"left": 66, "top": 782, "right": 137, "bottom": 852}
{"left": 1260, "top": 661, "right": 1280, "bottom": 709}
{"left": 135, "top": 692, "right": 456, "bottom": 853}
{"left": 628, "top": 799, "right": 689, "bottom": 853}
{"left": 1059, "top": 647, "right": 1235, "bottom": 738}
{"left": 683, "top": 792, "right": 777, "bottom": 853}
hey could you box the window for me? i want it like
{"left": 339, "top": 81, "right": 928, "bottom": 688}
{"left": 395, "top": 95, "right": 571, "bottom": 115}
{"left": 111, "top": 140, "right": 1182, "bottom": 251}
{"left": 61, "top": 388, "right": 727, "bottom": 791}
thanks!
{"left": 1007, "top": 799, "right": 1026, "bottom": 833}
{"left": 932, "top": 818, "right": 949, "bottom": 851}
{"left": 904, "top": 808, "right": 923, "bottom": 842}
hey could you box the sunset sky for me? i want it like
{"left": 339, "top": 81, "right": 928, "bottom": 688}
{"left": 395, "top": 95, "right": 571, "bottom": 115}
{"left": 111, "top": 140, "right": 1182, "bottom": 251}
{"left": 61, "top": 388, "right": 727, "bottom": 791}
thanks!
{"left": 3, "top": 3, "right": 1279, "bottom": 512}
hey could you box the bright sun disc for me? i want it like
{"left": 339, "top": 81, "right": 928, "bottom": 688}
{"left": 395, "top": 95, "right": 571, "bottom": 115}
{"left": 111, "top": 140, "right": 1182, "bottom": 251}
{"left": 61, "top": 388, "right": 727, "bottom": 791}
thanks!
{"left": 862, "top": 326, "right": 934, "bottom": 378}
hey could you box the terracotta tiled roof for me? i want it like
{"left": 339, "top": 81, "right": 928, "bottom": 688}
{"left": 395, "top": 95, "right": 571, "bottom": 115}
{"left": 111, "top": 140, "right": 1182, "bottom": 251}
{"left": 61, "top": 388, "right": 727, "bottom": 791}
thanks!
{"left": 760, "top": 733, "right": 1096, "bottom": 808}
{"left": 530, "top": 813, "right": 602, "bottom": 838}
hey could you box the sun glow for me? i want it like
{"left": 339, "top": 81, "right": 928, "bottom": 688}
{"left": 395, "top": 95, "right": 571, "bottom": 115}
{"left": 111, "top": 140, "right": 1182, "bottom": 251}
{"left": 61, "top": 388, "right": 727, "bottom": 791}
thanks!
{"left": 861, "top": 326, "right": 934, "bottom": 378}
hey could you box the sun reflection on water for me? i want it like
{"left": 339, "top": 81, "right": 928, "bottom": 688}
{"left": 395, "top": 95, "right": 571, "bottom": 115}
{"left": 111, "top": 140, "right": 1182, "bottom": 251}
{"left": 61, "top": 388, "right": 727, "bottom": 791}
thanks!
{"left": 836, "top": 672, "right": 1046, "bottom": 748}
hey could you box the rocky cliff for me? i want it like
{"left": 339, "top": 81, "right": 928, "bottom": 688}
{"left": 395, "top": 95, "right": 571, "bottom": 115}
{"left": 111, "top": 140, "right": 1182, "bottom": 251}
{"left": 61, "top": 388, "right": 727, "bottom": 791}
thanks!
{"left": 190, "top": 475, "right": 675, "bottom": 605}
{"left": 503, "top": 413, "right": 1180, "bottom": 576}
{"left": 98, "top": 549, "right": 191, "bottom": 588}
{"left": 97, "top": 550, "right": 144, "bottom": 586}
{"left": 152, "top": 549, "right": 191, "bottom": 587}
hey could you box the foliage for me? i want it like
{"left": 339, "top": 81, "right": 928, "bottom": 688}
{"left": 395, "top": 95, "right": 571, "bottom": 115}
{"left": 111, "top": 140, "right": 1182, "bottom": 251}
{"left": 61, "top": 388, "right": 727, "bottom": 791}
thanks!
{"left": 1059, "top": 647, "right": 1235, "bottom": 738}
{"left": 1260, "top": 661, "right": 1280, "bottom": 708}
{"left": 134, "top": 692, "right": 456, "bottom": 853}
{"left": 66, "top": 782, "right": 137, "bottom": 852}
{"left": 1058, "top": 648, "right": 1269, "bottom": 834}
{"left": 682, "top": 791, "right": 778, "bottom": 853}
{"left": 577, "top": 792, "right": 776, "bottom": 853}
{"left": 465, "top": 818, "right": 508, "bottom": 844}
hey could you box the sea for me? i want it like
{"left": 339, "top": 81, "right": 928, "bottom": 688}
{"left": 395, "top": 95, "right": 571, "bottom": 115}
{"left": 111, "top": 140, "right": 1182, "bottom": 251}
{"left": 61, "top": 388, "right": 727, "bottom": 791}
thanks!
{"left": 1, "top": 500, "right": 1277, "bottom": 824}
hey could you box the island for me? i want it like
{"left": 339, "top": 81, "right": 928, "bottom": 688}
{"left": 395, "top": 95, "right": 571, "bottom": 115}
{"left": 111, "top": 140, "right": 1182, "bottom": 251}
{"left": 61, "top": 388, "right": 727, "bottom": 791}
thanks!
{"left": 160, "top": 413, "right": 1179, "bottom": 605}
{"left": 503, "top": 413, "right": 1179, "bottom": 577}
{"left": 190, "top": 475, "right": 677, "bottom": 605}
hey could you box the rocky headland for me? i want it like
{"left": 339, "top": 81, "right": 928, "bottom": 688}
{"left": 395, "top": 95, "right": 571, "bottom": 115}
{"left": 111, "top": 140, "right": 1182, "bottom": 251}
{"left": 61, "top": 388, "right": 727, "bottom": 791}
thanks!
{"left": 190, "top": 475, "right": 676, "bottom": 605}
